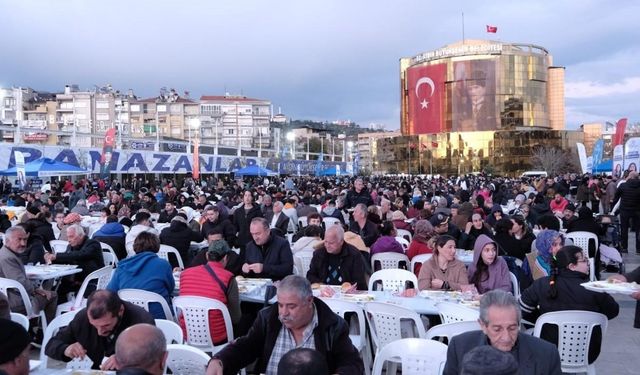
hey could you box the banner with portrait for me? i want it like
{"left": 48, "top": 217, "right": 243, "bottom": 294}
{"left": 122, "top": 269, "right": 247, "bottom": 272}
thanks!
{"left": 452, "top": 59, "right": 498, "bottom": 132}
{"left": 623, "top": 137, "right": 640, "bottom": 173}
{"left": 613, "top": 145, "right": 624, "bottom": 178}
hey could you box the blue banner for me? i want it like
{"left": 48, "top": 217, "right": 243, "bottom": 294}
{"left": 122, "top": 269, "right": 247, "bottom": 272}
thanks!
{"left": 591, "top": 139, "right": 604, "bottom": 174}
{"left": 0, "top": 144, "right": 345, "bottom": 176}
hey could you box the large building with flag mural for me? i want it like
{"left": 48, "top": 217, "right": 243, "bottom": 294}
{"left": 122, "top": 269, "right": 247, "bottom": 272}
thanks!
{"left": 377, "top": 39, "right": 584, "bottom": 176}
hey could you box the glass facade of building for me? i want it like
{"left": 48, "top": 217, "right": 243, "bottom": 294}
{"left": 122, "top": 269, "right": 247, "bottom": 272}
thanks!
{"left": 376, "top": 130, "right": 583, "bottom": 176}
{"left": 401, "top": 40, "right": 559, "bottom": 135}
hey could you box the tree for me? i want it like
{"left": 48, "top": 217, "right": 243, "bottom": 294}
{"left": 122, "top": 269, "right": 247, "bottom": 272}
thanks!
{"left": 530, "top": 146, "right": 580, "bottom": 176}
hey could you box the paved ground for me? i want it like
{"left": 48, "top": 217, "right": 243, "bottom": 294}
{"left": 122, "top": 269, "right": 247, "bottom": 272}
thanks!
{"left": 596, "top": 240, "right": 640, "bottom": 375}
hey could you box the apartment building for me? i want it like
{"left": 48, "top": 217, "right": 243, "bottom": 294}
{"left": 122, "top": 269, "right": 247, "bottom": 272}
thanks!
{"left": 129, "top": 89, "right": 199, "bottom": 150}
{"left": 199, "top": 95, "right": 271, "bottom": 151}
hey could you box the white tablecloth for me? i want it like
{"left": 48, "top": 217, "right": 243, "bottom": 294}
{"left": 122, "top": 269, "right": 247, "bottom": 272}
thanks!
{"left": 25, "top": 265, "right": 82, "bottom": 281}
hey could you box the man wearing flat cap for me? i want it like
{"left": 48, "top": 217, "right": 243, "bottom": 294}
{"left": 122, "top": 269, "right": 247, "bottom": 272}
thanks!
{"left": 0, "top": 319, "right": 31, "bottom": 375}
{"left": 179, "top": 239, "right": 241, "bottom": 344}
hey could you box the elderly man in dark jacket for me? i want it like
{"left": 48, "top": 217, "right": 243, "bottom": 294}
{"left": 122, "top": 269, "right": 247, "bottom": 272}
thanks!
{"left": 44, "top": 224, "right": 104, "bottom": 298}
{"left": 307, "top": 225, "right": 367, "bottom": 290}
{"left": 208, "top": 275, "right": 364, "bottom": 375}
{"left": 242, "top": 218, "right": 293, "bottom": 281}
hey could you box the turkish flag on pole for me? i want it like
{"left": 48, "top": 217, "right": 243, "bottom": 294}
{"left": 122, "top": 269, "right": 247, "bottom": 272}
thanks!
{"left": 613, "top": 118, "right": 628, "bottom": 147}
{"left": 407, "top": 63, "right": 446, "bottom": 134}
{"left": 486, "top": 25, "right": 498, "bottom": 33}
{"left": 192, "top": 138, "right": 200, "bottom": 180}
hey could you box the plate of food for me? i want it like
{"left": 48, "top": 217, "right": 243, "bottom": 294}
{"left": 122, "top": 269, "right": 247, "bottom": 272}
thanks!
{"left": 340, "top": 293, "right": 375, "bottom": 302}
{"left": 581, "top": 280, "right": 640, "bottom": 295}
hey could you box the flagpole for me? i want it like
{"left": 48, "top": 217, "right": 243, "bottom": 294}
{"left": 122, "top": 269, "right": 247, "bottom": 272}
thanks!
{"left": 419, "top": 141, "right": 423, "bottom": 175}
{"left": 461, "top": 11, "right": 465, "bottom": 43}
{"left": 430, "top": 137, "right": 435, "bottom": 176}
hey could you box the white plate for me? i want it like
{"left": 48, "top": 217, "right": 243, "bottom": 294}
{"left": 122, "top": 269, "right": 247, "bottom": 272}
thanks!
{"left": 581, "top": 281, "right": 640, "bottom": 295}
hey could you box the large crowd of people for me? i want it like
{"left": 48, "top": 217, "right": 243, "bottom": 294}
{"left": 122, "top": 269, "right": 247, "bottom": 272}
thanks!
{"left": 0, "top": 170, "right": 639, "bottom": 374}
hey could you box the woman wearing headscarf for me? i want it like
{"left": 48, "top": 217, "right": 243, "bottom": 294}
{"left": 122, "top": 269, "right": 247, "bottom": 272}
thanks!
{"left": 485, "top": 204, "right": 504, "bottom": 228}
{"left": 523, "top": 229, "right": 564, "bottom": 281}
{"left": 467, "top": 235, "right": 511, "bottom": 294}
{"left": 458, "top": 213, "right": 494, "bottom": 250}
{"left": 406, "top": 220, "right": 434, "bottom": 275}
{"left": 520, "top": 245, "right": 618, "bottom": 365}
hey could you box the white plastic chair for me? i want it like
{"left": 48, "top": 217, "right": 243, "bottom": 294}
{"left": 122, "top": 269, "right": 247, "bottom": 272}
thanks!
{"left": 425, "top": 320, "right": 480, "bottom": 341}
{"left": 394, "top": 237, "right": 410, "bottom": 252}
{"left": 322, "top": 217, "right": 341, "bottom": 228}
{"left": 294, "top": 250, "right": 315, "bottom": 278}
{"left": 533, "top": 310, "right": 608, "bottom": 374}
{"left": 410, "top": 254, "right": 432, "bottom": 274}
{"left": 565, "top": 231, "right": 598, "bottom": 281}
{"left": 371, "top": 252, "right": 410, "bottom": 271}
{"left": 364, "top": 302, "right": 427, "bottom": 356}
{"left": 165, "top": 344, "right": 211, "bottom": 375}
{"left": 396, "top": 229, "right": 412, "bottom": 242}
{"left": 159, "top": 244, "right": 185, "bottom": 270}
{"left": 102, "top": 251, "right": 118, "bottom": 269}
{"left": 368, "top": 269, "right": 418, "bottom": 292}
{"left": 155, "top": 319, "right": 184, "bottom": 344}
{"left": 0, "top": 277, "right": 47, "bottom": 330}
{"left": 155, "top": 223, "right": 171, "bottom": 232}
{"left": 87, "top": 223, "right": 104, "bottom": 239}
{"left": 509, "top": 271, "right": 520, "bottom": 299}
{"left": 298, "top": 216, "right": 308, "bottom": 229}
{"left": 372, "top": 338, "right": 448, "bottom": 375}
{"left": 50, "top": 239, "right": 69, "bottom": 253}
{"left": 10, "top": 312, "right": 29, "bottom": 330}
{"left": 172, "top": 296, "right": 233, "bottom": 355}
{"left": 565, "top": 231, "right": 598, "bottom": 259}
{"left": 56, "top": 266, "right": 113, "bottom": 316}
{"left": 40, "top": 310, "right": 79, "bottom": 368}
{"left": 99, "top": 242, "right": 119, "bottom": 266}
{"left": 118, "top": 289, "right": 175, "bottom": 321}
{"left": 322, "top": 298, "right": 373, "bottom": 375}
{"left": 436, "top": 302, "right": 480, "bottom": 324}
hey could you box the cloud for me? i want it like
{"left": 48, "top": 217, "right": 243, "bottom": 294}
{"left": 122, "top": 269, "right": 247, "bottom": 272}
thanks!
{"left": 565, "top": 77, "right": 640, "bottom": 99}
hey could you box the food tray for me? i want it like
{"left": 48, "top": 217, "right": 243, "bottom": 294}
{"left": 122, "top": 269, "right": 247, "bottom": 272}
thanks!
{"left": 581, "top": 281, "right": 640, "bottom": 295}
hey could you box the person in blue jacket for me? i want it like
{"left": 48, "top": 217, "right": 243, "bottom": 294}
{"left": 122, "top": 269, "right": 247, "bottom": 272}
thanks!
{"left": 107, "top": 231, "right": 174, "bottom": 319}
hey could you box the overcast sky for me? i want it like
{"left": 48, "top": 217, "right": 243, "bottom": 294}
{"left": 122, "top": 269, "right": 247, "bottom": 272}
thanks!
{"left": 1, "top": 0, "right": 638, "bottom": 130}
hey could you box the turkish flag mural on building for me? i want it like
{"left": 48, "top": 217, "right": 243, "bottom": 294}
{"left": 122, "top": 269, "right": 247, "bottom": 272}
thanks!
{"left": 407, "top": 63, "right": 446, "bottom": 134}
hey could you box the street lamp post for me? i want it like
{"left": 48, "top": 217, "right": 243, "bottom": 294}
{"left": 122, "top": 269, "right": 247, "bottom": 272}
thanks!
{"left": 347, "top": 141, "right": 354, "bottom": 174}
{"left": 154, "top": 106, "right": 160, "bottom": 152}
{"left": 286, "top": 131, "right": 295, "bottom": 159}
{"left": 188, "top": 118, "right": 201, "bottom": 154}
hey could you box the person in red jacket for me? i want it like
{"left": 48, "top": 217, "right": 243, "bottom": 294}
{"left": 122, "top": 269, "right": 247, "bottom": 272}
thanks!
{"left": 549, "top": 193, "right": 569, "bottom": 216}
{"left": 179, "top": 240, "right": 241, "bottom": 344}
